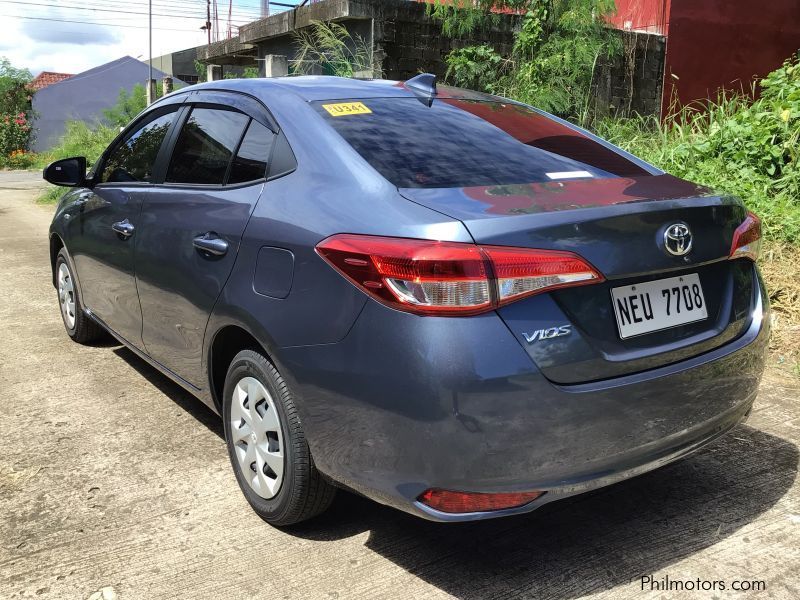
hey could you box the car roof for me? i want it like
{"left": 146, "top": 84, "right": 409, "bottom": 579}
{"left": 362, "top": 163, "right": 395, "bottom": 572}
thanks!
{"left": 181, "top": 75, "right": 499, "bottom": 103}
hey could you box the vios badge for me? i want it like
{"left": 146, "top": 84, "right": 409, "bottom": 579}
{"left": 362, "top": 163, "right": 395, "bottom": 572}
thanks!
{"left": 663, "top": 223, "right": 693, "bottom": 257}
{"left": 523, "top": 325, "right": 572, "bottom": 344}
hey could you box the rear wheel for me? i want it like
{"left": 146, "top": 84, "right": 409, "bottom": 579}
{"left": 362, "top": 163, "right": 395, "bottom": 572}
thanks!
{"left": 222, "top": 349, "right": 335, "bottom": 526}
{"left": 55, "top": 248, "right": 105, "bottom": 344}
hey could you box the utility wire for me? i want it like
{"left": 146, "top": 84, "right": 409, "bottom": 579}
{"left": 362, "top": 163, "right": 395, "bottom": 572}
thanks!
{"left": 1, "top": 13, "right": 202, "bottom": 31}
{"left": 1, "top": 1, "right": 265, "bottom": 21}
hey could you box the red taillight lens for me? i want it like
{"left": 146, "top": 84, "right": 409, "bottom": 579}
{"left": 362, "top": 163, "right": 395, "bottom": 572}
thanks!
{"left": 315, "top": 234, "right": 603, "bottom": 316}
{"left": 315, "top": 234, "right": 492, "bottom": 315}
{"left": 417, "top": 488, "right": 544, "bottom": 513}
{"left": 729, "top": 212, "right": 762, "bottom": 262}
{"left": 483, "top": 245, "right": 604, "bottom": 306}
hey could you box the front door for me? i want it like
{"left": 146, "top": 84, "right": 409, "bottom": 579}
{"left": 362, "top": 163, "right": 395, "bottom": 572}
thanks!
{"left": 68, "top": 107, "right": 180, "bottom": 348}
{"left": 134, "top": 105, "right": 275, "bottom": 386}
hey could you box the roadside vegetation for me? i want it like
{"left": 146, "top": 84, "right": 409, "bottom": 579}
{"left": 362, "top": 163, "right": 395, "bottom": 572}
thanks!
{"left": 291, "top": 20, "right": 378, "bottom": 77}
{"left": 0, "top": 57, "right": 35, "bottom": 169}
{"left": 593, "top": 56, "right": 800, "bottom": 372}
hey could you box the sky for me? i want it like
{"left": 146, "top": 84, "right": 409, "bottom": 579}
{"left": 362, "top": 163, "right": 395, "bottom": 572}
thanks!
{"left": 0, "top": 1, "right": 302, "bottom": 76}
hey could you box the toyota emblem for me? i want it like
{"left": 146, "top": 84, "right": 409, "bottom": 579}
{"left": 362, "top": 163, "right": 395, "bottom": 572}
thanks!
{"left": 663, "top": 223, "right": 693, "bottom": 257}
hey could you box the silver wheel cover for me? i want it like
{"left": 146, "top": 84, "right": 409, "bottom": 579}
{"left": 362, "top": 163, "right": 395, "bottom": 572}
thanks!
{"left": 230, "top": 376, "right": 285, "bottom": 499}
{"left": 57, "top": 262, "right": 76, "bottom": 330}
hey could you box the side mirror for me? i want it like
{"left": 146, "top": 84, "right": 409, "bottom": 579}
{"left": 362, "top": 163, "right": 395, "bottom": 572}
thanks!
{"left": 43, "top": 157, "right": 88, "bottom": 187}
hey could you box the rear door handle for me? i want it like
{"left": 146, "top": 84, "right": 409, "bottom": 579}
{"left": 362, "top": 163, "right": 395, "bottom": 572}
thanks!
{"left": 193, "top": 233, "right": 228, "bottom": 256}
{"left": 111, "top": 219, "right": 135, "bottom": 238}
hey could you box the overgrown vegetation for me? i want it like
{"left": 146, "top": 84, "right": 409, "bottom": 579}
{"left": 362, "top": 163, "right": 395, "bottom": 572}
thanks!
{"left": 595, "top": 54, "right": 800, "bottom": 244}
{"left": 595, "top": 54, "right": 800, "bottom": 370}
{"left": 291, "top": 21, "right": 378, "bottom": 77}
{"left": 435, "top": 0, "right": 620, "bottom": 125}
{"left": 0, "top": 57, "right": 34, "bottom": 168}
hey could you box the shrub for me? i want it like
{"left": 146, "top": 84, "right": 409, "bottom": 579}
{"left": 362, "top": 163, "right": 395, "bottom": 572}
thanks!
{"left": 594, "top": 54, "right": 800, "bottom": 244}
{"left": 0, "top": 112, "right": 32, "bottom": 159}
{"left": 0, "top": 57, "right": 34, "bottom": 157}
{"left": 439, "top": 1, "right": 620, "bottom": 125}
{"left": 292, "top": 21, "right": 378, "bottom": 77}
{"left": 5, "top": 149, "right": 36, "bottom": 169}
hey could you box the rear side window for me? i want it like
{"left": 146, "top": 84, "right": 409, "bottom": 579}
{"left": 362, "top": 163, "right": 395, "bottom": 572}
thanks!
{"left": 313, "top": 98, "right": 649, "bottom": 188}
{"left": 228, "top": 120, "right": 274, "bottom": 184}
{"left": 166, "top": 107, "right": 249, "bottom": 185}
{"left": 101, "top": 109, "right": 177, "bottom": 184}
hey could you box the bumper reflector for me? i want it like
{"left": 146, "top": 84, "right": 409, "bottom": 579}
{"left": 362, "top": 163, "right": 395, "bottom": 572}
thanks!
{"left": 417, "top": 488, "right": 544, "bottom": 513}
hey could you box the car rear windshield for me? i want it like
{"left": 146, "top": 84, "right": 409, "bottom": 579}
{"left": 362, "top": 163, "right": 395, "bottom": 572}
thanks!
{"left": 313, "top": 98, "right": 650, "bottom": 188}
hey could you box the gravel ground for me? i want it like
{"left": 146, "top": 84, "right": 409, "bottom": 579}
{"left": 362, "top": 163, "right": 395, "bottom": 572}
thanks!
{"left": 0, "top": 171, "right": 798, "bottom": 599}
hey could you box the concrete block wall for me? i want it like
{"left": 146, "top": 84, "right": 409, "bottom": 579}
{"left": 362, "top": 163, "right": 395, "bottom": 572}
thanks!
{"left": 196, "top": 0, "right": 665, "bottom": 117}
{"left": 592, "top": 30, "right": 666, "bottom": 118}
{"left": 369, "top": 0, "right": 518, "bottom": 80}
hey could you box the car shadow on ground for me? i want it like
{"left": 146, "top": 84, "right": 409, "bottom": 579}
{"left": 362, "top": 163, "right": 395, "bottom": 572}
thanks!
{"left": 292, "top": 425, "right": 798, "bottom": 599}
{"left": 109, "top": 346, "right": 798, "bottom": 598}
{"left": 112, "top": 346, "right": 224, "bottom": 439}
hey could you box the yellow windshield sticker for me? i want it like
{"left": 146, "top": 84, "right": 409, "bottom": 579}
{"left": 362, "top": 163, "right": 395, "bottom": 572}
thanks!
{"left": 321, "top": 102, "right": 372, "bottom": 116}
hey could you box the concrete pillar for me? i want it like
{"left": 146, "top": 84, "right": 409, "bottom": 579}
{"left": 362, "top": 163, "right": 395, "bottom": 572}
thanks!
{"left": 162, "top": 76, "right": 173, "bottom": 95}
{"left": 262, "top": 55, "right": 288, "bottom": 78}
{"left": 207, "top": 64, "right": 223, "bottom": 81}
{"left": 145, "top": 79, "right": 156, "bottom": 105}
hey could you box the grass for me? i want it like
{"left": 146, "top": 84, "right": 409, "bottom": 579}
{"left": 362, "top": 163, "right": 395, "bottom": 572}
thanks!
{"left": 759, "top": 243, "right": 800, "bottom": 374}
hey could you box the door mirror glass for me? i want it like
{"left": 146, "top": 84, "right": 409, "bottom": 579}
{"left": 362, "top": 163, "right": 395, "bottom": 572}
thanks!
{"left": 43, "top": 157, "right": 87, "bottom": 187}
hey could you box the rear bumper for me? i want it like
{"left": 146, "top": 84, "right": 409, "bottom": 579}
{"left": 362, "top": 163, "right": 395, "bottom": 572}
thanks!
{"left": 277, "top": 270, "right": 769, "bottom": 521}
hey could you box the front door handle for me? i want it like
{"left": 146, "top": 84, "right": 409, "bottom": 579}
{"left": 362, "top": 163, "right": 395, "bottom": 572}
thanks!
{"left": 111, "top": 219, "right": 135, "bottom": 238}
{"left": 193, "top": 233, "right": 228, "bottom": 256}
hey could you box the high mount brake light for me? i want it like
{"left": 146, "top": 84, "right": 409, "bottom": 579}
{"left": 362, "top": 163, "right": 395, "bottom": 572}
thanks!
{"left": 729, "top": 212, "right": 762, "bottom": 262}
{"left": 315, "top": 234, "right": 604, "bottom": 316}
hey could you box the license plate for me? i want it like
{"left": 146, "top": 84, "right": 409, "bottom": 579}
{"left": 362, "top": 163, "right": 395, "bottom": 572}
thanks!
{"left": 611, "top": 273, "right": 708, "bottom": 339}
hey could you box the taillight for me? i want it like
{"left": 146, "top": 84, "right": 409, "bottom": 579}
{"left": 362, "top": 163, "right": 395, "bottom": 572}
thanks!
{"left": 483, "top": 245, "right": 604, "bottom": 306}
{"left": 315, "top": 234, "right": 603, "bottom": 316}
{"left": 729, "top": 212, "right": 762, "bottom": 262}
{"left": 417, "top": 488, "right": 544, "bottom": 513}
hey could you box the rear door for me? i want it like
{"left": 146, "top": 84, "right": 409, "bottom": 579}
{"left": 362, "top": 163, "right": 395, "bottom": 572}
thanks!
{"left": 134, "top": 94, "right": 278, "bottom": 386}
{"left": 67, "top": 105, "right": 181, "bottom": 349}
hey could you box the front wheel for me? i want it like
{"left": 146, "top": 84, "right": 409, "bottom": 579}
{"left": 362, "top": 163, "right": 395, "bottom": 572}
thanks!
{"left": 222, "top": 349, "right": 335, "bottom": 526}
{"left": 55, "top": 248, "right": 105, "bottom": 344}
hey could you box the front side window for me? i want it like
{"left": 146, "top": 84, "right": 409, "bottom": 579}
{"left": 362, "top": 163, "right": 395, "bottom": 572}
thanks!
{"left": 165, "top": 107, "right": 250, "bottom": 185}
{"left": 101, "top": 110, "right": 177, "bottom": 184}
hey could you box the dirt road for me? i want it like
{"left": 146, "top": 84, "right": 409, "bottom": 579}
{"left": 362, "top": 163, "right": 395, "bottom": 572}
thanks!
{"left": 1, "top": 171, "right": 798, "bottom": 599}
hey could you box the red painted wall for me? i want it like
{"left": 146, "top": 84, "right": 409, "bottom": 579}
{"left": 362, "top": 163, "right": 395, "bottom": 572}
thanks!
{"left": 607, "top": 0, "right": 670, "bottom": 35}
{"left": 664, "top": 0, "right": 800, "bottom": 113}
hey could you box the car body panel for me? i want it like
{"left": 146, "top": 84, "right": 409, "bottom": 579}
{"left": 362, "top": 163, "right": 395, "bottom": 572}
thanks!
{"left": 277, "top": 270, "right": 767, "bottom": 520}
{"left": 47, "top": 75, "right": 770, "bottom": 522}
{"left": 62, "top": 185, "right": 145, "bottom": 349}
{"left": 135, "top": 183, "right": 263, "bottom": 386}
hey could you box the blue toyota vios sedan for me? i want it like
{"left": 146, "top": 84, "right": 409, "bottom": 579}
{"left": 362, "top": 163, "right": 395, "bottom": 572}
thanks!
{"left": 45, "top": 74, "right": 769, "bottom": 525}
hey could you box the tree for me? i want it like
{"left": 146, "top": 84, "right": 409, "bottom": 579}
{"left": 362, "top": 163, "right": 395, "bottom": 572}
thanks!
{"left": 0, "top": 57, "right": 34, "bottom": 159}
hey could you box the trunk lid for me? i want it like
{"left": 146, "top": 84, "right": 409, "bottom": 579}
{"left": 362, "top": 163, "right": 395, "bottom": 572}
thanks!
{"left": 400, "top": 175, "right": 755, "bottom": 384}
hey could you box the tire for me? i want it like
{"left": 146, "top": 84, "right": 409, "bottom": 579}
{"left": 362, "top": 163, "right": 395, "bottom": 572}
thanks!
{"left": 55, "top": 248, "right": 105, "bottom": 344}
{"left": 222, "top": 349, "right": 335, "bottom": 526}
